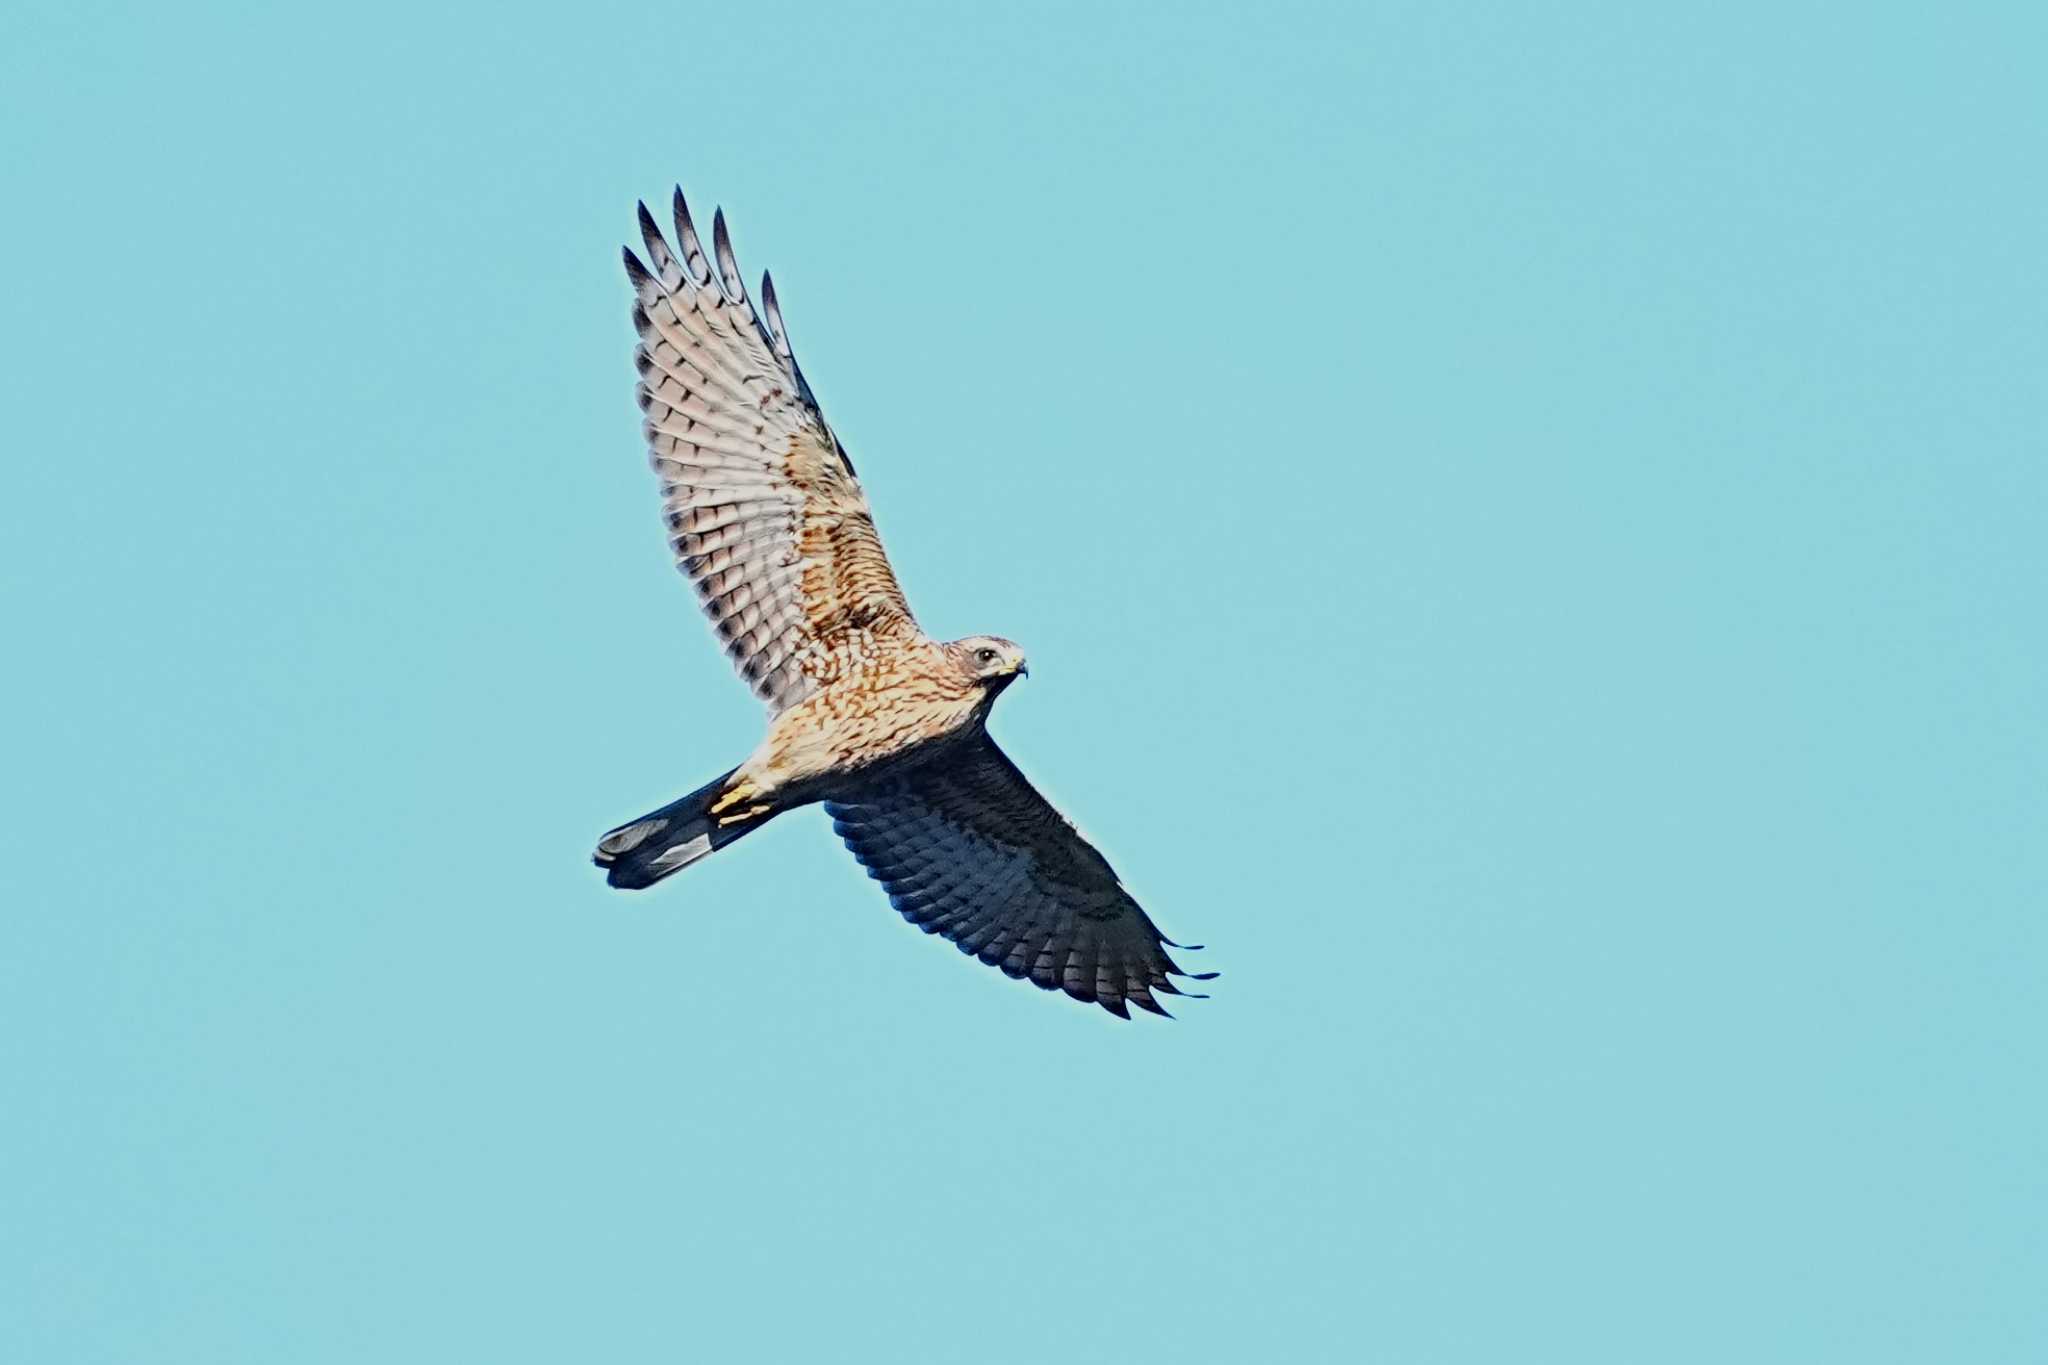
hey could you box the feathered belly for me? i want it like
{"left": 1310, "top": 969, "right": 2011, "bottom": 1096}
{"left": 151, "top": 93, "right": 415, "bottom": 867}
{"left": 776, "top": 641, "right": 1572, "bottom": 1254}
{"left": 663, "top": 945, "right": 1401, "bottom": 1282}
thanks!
{"left": 758, "top": 683, "right": 985, "bottom": 799}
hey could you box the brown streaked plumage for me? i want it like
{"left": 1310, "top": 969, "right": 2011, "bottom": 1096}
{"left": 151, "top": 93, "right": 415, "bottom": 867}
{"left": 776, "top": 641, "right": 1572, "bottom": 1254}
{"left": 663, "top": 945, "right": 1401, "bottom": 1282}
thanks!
{"left": 593, "top": 189, "right": 1214, "bottom": 1019}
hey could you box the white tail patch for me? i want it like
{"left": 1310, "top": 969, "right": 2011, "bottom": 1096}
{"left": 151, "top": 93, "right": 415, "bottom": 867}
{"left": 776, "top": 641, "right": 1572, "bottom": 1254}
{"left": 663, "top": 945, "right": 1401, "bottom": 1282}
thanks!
{"left": 650, "top": 832, "right": 714, "bottom": 872}
{"left": 597, "top": 818, "right": 666, "bottom": 859}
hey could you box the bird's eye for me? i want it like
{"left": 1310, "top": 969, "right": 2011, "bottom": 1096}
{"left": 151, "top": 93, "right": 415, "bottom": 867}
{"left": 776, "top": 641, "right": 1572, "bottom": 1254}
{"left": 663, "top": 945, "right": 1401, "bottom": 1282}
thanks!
{"left": 976, "top": 648, "right": 998, "bottom": 665}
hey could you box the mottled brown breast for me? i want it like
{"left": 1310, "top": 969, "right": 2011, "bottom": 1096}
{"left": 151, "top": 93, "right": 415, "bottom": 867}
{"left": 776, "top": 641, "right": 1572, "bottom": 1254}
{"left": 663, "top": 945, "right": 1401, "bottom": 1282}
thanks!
{"left": 761, "top": 635, "right": 987, "bottom": 789}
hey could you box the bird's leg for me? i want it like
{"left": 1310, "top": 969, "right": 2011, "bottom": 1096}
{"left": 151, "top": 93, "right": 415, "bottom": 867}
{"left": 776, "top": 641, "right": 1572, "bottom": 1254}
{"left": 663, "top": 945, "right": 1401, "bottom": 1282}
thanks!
{"left": 707, "top": 774, "right": 774, "bottom": 827}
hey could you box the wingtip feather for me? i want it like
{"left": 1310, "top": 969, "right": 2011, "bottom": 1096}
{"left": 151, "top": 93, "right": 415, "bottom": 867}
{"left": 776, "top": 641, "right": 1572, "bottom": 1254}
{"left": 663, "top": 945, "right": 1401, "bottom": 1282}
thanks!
{"left": 671, "top": 187, "right": 712, "bottom": 286}
{"left": 761, "top": 271, "right": 790, "bottom": 351}
{"left": 711, "top": 207, "right": 746, "bottom": 303}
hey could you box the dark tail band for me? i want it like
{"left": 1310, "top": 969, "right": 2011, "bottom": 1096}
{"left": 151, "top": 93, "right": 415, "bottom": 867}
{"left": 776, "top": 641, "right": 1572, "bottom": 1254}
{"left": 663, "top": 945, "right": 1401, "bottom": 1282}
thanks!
{"left": 593, "top": 768, "right": 777, "bottom": 890}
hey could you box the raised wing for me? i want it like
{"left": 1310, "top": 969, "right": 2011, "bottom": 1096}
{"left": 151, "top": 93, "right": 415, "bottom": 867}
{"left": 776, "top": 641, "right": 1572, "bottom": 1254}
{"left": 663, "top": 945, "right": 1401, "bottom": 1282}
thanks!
{"left": 826, "top": 737, "right": 1216, "bottom": 1018}
{"left": 623, "top": 190, "right": 918, "bottom": 711}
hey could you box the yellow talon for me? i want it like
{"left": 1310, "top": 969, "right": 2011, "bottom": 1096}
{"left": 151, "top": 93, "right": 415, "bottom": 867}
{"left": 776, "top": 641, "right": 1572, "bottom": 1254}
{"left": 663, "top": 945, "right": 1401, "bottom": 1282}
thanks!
{"left": 716, "top": 801, "right": 772, "bottom": 827}
{"left": 708, "top": 781, "right": 758, "bottom": 817}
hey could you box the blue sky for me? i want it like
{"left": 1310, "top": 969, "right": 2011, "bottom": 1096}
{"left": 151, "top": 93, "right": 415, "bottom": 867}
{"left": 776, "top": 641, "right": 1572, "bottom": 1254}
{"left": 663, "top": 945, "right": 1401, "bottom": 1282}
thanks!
{"left": 4, "top": 2, "right": 2044, "bottom": 1360}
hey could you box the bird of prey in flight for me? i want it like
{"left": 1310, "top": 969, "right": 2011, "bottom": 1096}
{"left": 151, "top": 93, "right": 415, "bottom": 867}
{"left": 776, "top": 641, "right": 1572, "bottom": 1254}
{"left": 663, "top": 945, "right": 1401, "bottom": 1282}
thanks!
{"left": 593, "top": 189, "right": 1215, "bottom": 1018}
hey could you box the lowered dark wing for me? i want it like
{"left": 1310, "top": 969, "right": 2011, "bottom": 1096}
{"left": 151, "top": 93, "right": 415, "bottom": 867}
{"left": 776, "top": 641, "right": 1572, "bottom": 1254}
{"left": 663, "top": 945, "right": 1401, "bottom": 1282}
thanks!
{"left": 827, "top": 736, "right": 1215, "bottom": 1018}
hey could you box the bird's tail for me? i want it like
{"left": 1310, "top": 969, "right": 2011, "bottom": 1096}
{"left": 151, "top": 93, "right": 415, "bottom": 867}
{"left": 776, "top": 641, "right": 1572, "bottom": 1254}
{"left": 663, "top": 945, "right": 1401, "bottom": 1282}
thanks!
{"left": 593, "top": 768, "right": 780, "bottom": 890}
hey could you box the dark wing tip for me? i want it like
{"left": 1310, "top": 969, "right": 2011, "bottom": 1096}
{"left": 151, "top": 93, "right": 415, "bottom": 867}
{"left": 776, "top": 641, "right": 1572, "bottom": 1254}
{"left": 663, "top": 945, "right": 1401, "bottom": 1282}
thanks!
{"left": 636, "top": 200, "right": 677, "bottom": 274}
{"left": 621, "top": 246, "right": 652, "bottom": 286}
{"left": 760, "top": 270, "right": 795, "bottom": 360}
{"left": 670, "top": 187, "right": 713, "bottom": 286}
{"left": 711, "top": 207, "right": 746, "bottom": 302}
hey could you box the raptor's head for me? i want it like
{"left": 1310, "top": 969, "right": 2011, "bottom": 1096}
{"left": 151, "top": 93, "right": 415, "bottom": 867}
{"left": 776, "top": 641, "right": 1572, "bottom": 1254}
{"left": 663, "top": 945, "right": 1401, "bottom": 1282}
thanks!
{"left": 951, "top": 635, "right": 1028, "bottom": 689}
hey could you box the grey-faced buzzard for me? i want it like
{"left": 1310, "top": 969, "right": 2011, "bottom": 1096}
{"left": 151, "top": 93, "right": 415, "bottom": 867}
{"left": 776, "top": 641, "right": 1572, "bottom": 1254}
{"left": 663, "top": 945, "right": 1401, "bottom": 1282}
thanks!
{"left": 593, "top": 190, "right": 1214, "bottom": 1018}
